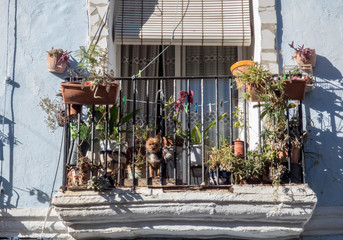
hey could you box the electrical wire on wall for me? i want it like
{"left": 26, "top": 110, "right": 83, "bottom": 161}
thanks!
{"left": 1, "top": 0, "right": 12, "bottom": 195}
{"left": 40, "top": 130, "right": 65, "bottom": 238}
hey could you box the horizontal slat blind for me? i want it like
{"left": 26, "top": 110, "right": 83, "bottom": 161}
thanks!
{"left": 115, "top": 0, "right": 251, "bottom": 46}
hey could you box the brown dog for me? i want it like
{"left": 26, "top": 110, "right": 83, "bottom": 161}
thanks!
{"left": 146, "top": 134, "right": 163, "bottom": 178}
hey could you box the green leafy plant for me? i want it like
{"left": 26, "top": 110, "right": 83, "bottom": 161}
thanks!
{"left": 87, "top": 176, "right": 110, "bottom": 191}
{"left": 181, "top": 112, "right": 227, "bottom": 145}
{"left": 234, "top": 61, "right": 308, "bottom": 188}
{"left": 69, "top": 44, "right": 115, "bottom": 93}
{"left": 209, "top": 145, "right": 266, "bottom": 184}
{"left": 91, "top": 105, "right": 140, "bottom": 143}
{"left": 233, "top": 106, "right": 244, "bottom": 140}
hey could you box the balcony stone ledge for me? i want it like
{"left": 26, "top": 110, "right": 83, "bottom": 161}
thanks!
{"left": 52, "top": 184, "right": 317, "bottom": 239}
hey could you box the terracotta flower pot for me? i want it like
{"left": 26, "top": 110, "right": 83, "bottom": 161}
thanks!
{"left": 47, "top": 54, "right": 67, "bottom": 73}
{"left": 67, "top": 104, "right": 82, "bottom": 117}
{"left": 277, "top": 144, "right": 301, "bottom": 164}
{"left": 234, "top": 140, "right": 245, "bottom": 157}
{"left": 294, "top": 49, "right": 316, "bottom": 67}
{"left": 230, "top": 60, "right": 254, "bottom": 76}
{"left": 61, "top": 81, "right": 120, "bottom": 105}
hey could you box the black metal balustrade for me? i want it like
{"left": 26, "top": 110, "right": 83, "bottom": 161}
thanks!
{"left": 61, "top": 76, "right": 306, "bottom": 189}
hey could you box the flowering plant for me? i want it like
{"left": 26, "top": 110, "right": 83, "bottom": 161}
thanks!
{"left": 47, "top": 48, "right": 71, "bottom": 68}
{"left": 164, "top": 91, "right": 226, "bottom": 144}
{"left": 173, "top": 90, "right": 194, "bottom": 113}
{"left": 288, "top": 41, "right": 316, "bottom": 67}
{"left": 163, "top": 90, "right": 193, "bottom": 139}
{"left": 288, "top": 41, "right": 312, "bottom": 59}
{"left": 68, "top": 45, "right": 115, "bottom": 93}
{"left": 164, "top": 90, "right": 193, "bottom": 121}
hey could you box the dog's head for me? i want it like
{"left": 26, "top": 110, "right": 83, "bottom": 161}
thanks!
{"left": 146, "top": 135, "right": 161, "bottom": 153}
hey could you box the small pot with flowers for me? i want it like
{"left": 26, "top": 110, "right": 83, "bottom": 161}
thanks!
{"left": 289, "top": 41, "right": 316, "bottom": 67}
{"left": 47, "top": 48, "right": 71, "bottom": 73}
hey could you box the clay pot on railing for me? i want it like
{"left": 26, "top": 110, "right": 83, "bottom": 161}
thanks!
{"left": 234, "top": 140, "right": 245, "bottom": 158}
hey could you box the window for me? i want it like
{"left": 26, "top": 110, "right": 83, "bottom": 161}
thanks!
{"left": 112, "top": 0, "right": 253, "bottom": 141}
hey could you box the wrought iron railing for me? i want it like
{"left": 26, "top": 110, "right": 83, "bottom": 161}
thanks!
{"left": 61, "top": 76, "right": 306, "bottom": 189}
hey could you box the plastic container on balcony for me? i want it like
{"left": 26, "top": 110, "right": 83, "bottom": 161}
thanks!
{"left": 230, "top": 60, "right": 254, "bottom": 76}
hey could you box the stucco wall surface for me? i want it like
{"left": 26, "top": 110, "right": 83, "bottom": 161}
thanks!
{"left": 277, "top": 0, "right": 343, "bottom": 238}
{"left": 278, "top": 0, "right": 343, "bottom": 208}
{"left": 0, "top": 0, "right": 88, "bottom": 208}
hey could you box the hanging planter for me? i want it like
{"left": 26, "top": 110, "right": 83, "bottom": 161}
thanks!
{"left": 61, "top": 81, "right": 120, "bottom": 105}
{"left": 47, "top": 48, "right": 71, "bottom": 73}
{"left": 289, "top": 41, "right": 316, "bottom": 67}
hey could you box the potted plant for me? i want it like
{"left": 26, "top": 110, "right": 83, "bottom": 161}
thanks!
{"left": 289, "top": 41, "right": 316, "bottom": 67}
{"left": 67, "top": 157, "right": 100, "bottom": 188}
{"left": 230, "top": 60, "right": 254, "bottom": 77}
{"left": 282, "top": 66, "right": 307, "bottom": 101}
{"left": 209, "top": 144, "right": 266, "bottom": 185}
{"left": 86, "top": 104, "right": 140, "bottom": 184}
{"left": 127, "top": 124, "right": 156, "bottom": 180}
{"left": 47, "top": 48, "right": 71, "bottom": 73}
{"left": 61, "top": 44, "right": 119, "bottom": 105}
{"left": 234, "top": 61, "right": 307, "bottom": 101}
{"left": 233, "top": 106, "right": 245, "bottom": 157}
{"left": 232, "top": 61, "right": 272, "bottom": 102}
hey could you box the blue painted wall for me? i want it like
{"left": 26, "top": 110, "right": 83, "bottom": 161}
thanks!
{"left": 277, "top": 0, "right": 343, "bottom": 206}
{"left": 0, "top": 0, "right": 342, "bottom": 213}
{"left": 0, "top": 0, "right": 88, "bottom": 208}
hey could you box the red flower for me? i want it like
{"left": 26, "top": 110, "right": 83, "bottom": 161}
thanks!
{"left": 189, "top": 90, "right": 194, "bottom": 104}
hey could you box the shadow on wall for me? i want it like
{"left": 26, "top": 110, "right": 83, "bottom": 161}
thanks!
{"left": 314, "top": 55, "right": 343, "bottom": 81}
{"left": 276, "top": 0, "right": 284, "bottom": 71}
{"left": 304, "top": 55, "right": 343, "bottom": 206}
{"left": 0, "top": 114, "right": 19, "bottom": 208}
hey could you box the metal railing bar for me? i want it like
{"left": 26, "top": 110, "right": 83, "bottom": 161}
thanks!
{"left": 159, "top": 78, "right": 163, "bottom": 186}
{"left": 187, "top": 78, "right": 191, "bottom": 185}
{"left": 173, "top": 78, "right": 177, "bottom": 185}
{"left": 132, "top": 77, "right": 137, "bottom": 186}
{"left": 62, "top": 104, "right": 69, "bottom": 189}
{"left": 201, "top": 78, "right": 205, "bottom": 184}
{"left": 300, "top": 101, "right": 306, "bottom": 183}
{"left": 243, "top": 85, "right": 247, "bottom": 161}
{"left": 146, "top": 79, "right": 150, "bottom": 185}
{"left": 287, "top": 105, "right": 291, "bottom": 183}
{"left": 91, "top": 106, "right": 95, "bottom": 165}
{"left": 104, "top": 105, "right": 109, "bottom": 178}
{"left": 229, "top": 78, "right": 233, "bottom": 185}
{"left": 115, "top": 76, "right": 232, "bottom": 81}
{"left": 118, "top": 85, "right": 122, "bottom": 186}
{"left": 215, "top": 77, "right": 219, "bottom": 185}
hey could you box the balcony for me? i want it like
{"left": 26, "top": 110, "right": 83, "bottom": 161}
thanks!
{"left": 52, "top": 75, "right": 317, "bottom": 239}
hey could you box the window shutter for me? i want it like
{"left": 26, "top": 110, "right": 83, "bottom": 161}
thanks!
{"left": 115, "top": 0, "right": 251, "bottom": 46}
